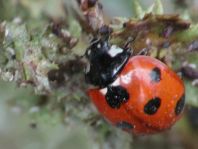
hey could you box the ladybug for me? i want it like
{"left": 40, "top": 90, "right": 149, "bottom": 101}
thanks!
{"left": 85, "top": 37, "right": 185, "bottom": 135}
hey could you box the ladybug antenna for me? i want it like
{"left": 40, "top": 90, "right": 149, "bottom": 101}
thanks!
{"left": 124, "top": 37, "right": 133, "bottom": 49}
{"left": 137, "top": 48, "right": 149, "bottom": 56}
{"left": 89, "top": 37, "right": 100, "bottom": 46}
{"left": 123, "top": 37, "right": 135, "bottom": 55}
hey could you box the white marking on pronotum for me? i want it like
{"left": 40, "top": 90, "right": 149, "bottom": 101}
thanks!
{"left": 111, "top": 78, "right": 120, "bottom": 86}
{"left": 87, "top": 49, "right": 91, "bottom": 55}
{"left": 85, "top": 63, "right": 90, "bottom": 73}
{"left": 100, "top": 87, "right": 107, "bottom": 95}
{"left": 97, "top": 43, "right": 101, "bottom": 49}
{"left": 108, "top": 45, "right": 123, "bottom": 57}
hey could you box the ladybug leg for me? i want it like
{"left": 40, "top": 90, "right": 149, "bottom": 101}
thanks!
{"left": 137, "top": 48, "right": 149, "bottom": 55}
{"left": 123, "top": 37, "right": 133, "bottom": 49}
{"left": 123, "top": 37, "right": 134, "bottom": 54}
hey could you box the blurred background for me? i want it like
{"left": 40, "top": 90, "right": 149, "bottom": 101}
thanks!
{"left": 0, "top": 0, "right": 198, "bottom": 149}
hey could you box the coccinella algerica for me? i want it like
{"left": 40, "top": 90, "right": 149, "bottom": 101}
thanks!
{"left": 85, "top": 37, "right": 185, "bottom": 135}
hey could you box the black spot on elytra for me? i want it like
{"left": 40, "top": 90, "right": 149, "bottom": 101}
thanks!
{"left": 144, "top": 97, "right": 161, "bottom": 115}
{"left": 150, "top": 67, "right": 161, "bottom": 82}
{"left": 116, "top": 121, "right": 134, "bottom": 130}
{"left": 105, "top": 86, "right": 129, "bottom": 109}
{"left": 175, "top": 93, "right": 185, "bottom": 115}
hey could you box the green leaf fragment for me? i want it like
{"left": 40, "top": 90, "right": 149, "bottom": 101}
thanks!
{"left": 185, "top": 80, "right": 198, "bottom": 107}
{"left": 132, "top": 0, "right": 144, "bottom": 19}
{"left": 175, "top": 24, "right": 198, "bottom": 42}
{"left": 132, "top": 0, "right": 164, "bottom": 18}
{"left": 153, "top": 0, "right": 164, "bottom": 15}
{"left": 69, "top": 19, "right": 82, "bottom": 38}
{"left": 146, "top": 4, "right": 155, "bottom": 14}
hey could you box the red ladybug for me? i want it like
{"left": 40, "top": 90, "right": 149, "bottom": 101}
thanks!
{"left": 85, "top": 38, "right": 185, "bottom": 135}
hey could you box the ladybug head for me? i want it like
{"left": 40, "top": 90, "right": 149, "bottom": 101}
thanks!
{"left": 85, "top": 38, "right": 110, "bottom": 61}
{"left": 85, "top": 38, "right": 131, "bottom": 88}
